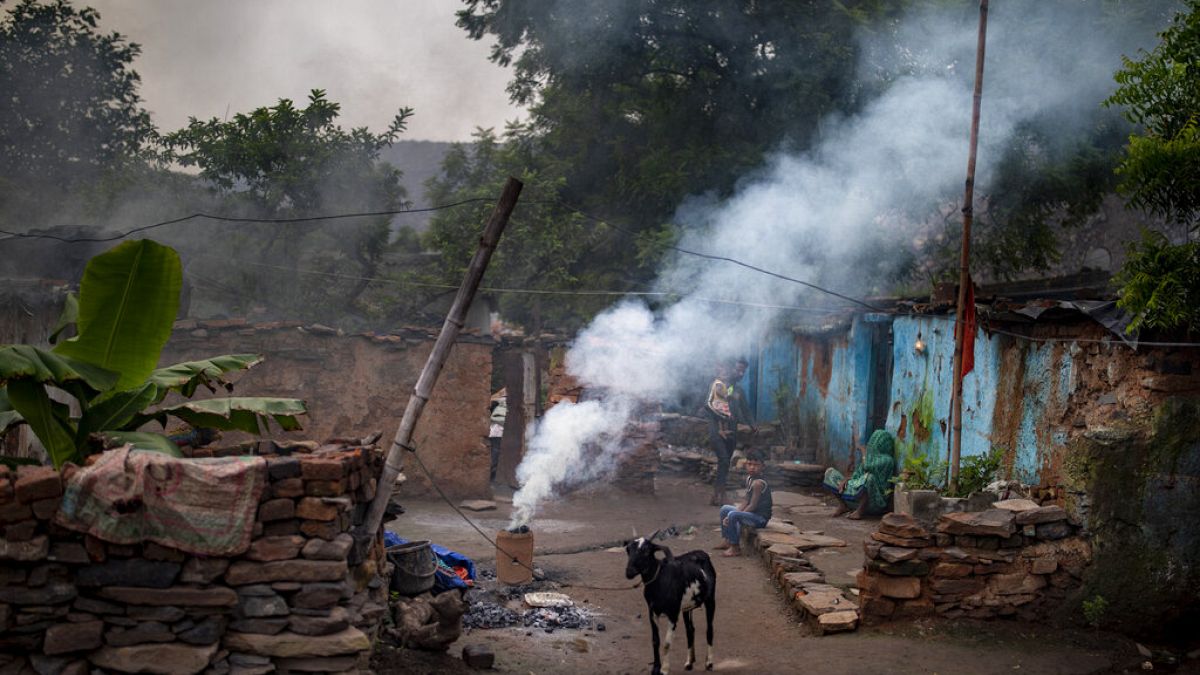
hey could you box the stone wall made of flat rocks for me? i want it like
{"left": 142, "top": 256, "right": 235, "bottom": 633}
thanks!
{"left": 0, "top": 443, "right": 389, "bottom": 675}
{"left": 857, "top": 501, "right": 1091, "bottom": 624}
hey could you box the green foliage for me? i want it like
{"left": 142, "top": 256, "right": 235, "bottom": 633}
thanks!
{"left": 1105, "top": 0, "right": 1200, "bottom": 230}
{"left": 0, "top": 240, "right": 306, "bottom": 468}
{"left": 893, "top": 451, "right": 946, "bottom": 491}
{"left": 162, "top": 90, "right": 414, "bottom": 322}
{"left": 422, "top": 127, "right": 610, "bottom": 332}
{"left": 1082, "top": 594, "right": 1109, "bottom": 628}
{"left": 1114, "top": 230, "right": 1200, "bottom": 333}
{"left": 946, "top": 446, "right": 1005, "bottom": 498}
{"left": 0, "top": 0, "right": 156, "bottom": 190}
{"left": 53, "top": 240, "right": 181, "bottom": 390}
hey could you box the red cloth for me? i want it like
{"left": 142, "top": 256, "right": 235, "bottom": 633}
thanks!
{"left": 961, "top": 279, "right": 976, "bottom": 378}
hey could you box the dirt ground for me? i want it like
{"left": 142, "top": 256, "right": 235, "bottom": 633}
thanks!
{"left": 378, "top": 475, "right": 1149, "bottom": 675}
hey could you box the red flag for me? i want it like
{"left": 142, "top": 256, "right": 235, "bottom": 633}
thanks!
{"left": 961, "top": 278, "right": 976, "bottom": 378}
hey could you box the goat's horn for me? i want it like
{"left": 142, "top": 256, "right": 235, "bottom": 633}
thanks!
{"left": 649, "top": 529, "right": 661, "bottom": 541}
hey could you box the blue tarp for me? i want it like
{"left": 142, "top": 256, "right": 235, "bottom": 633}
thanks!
{"left": 385, "top": 532, "right": 476, "bottom": 594}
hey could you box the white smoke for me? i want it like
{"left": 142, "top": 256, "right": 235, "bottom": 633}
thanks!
{"left": 508, "top": 1, "right": 1176, "bottom": 525}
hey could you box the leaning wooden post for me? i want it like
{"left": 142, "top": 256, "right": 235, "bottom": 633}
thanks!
{"left": 361, "top": 177, "right": 523, "bottom": 538}
{"left": 949, "top": 0, "right": 989, "bottom": 492}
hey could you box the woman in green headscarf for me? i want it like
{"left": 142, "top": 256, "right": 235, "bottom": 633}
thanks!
{"left": 823, "top": 429, "right": 896, "bottom": 519}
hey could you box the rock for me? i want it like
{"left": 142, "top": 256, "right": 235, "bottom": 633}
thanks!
{"left": 1030, "top": 557, "right": 1057, "bottom": 575}
{"left": 257, "top": 498, "right": 295, "bottom": 522}
{"left": 781, "top": 572, "right": 824, "bottom": 588}
{"left": 870, "top": 531, "right": 932, "bottom": 548}
{"left": 73, "top": 596, "right": 123, "bottom": 615}
{"left": 1034, "top": 521, "right": 1073, "bottom": 540}
{"left": 43, "top": 620, "right": 104, "bottom": 654}
{"left": 878, "top": 546, "right": 917, "bottom": 563}
{"left": 993, "top": 498, "right": 1040, "bottom": 513}
{"left": 299, "top": 519, "right": 339, "bottom": 540}
{"left": 793, "top": 534, "right": 847, "bottom": 549}
{"left": 228, "top": 654, "right": 272, "bottom": 667}
{"left": 88, "top": 642, "right": 219, "bottom": 675}
{"left": 932, "top": 562, "right": 973, "bottom": 578}
{"left": 228, "top": 618, "right": 289, "bottom": 635}
{"left": 863, "top": 541, "right": 883, "bottom": 560}
{"left": 301, "top": 534, "right": 353, "bottom": 561}
{"left": 222, "top": 627, "right": 369, "bottom": 658}
{"left": 237, "top": 584, "right": 278, "bottom": 597}
{"left": 179, "top": 558, "right": 230, "bottom": 585}
{"left": 0, "top": 501, "right": 33, "bottom": 525}
{"left": 141, "top": 543, "right": 185, "bottom": 563}
{"left": 300, "top": 458, "right": 344, "bottom": 481}
{"left": 178, "top": 617, "right": 224, "bottom": 646}
{"left": 459, "top": 499, "right": 497, "bottom": 512}
{"left": 271, "top": 581, "right": 302, "bottom": 593}
{"left": 989, "top": 573, "right": 1047, "bottom": 595}
{"left": 225, "top": 560, "right": 347, "bottom": 586}
{"left": 245, "top": 536, "right": 306, "bottom": 562}
{"left": 267, "top": 456, "right": 301, "bottom": 480}
{"left": 98, "top": 586, "right": 238, "bottom": 607}
{"left": 870, "top": 575, "right": 922, "bottom": 600}
{"left": 930, "top": 578, "right": 984, "bottom": 595}
{"left": 273, "top": 478, "right": 305, "bottom": 499}
{"left": 796, "top": 589, "right": 850, "bottom": 616}
{"left": 0, "top": 581, "right": 76, "bottom": 605}
{"left": 239, "top": 594, "right": 289, "bottom": 618}
{"left": 937, "top": 510, "right": 1016, "bottom": 538}
{"left": 263, "top": 519, "right": 301, "bottom": 537}
{"left": 1015, "top": 505, "right": 1067, "bottom": 525}
{"left": 817, "top": 609, "right": 859, "bottom": 634}
{"left": 276, "top": 656, "right": 358, "bottom": 672}
{"left": 104, "top": 621, "right": 175, "bottom": 647}
{"left": 879, "top": 513, "right": 929, "bottom": 539}
{"left": 76, "top": 560, "right": 180, "bottom": 589}
{"left": 47, "top": 542, "right": 89, "bottom": 564}
{"left": 29, "top": 653, "right": 73, "bottom": 675}
{"left": 291, "top": 583, "right": 346, "bottom": 609}
{"left": 295, "top": 498, "right": 339, "bottom": 522}
{"left": 15, "top": 466, "right": 62, "bottom": 503}
{"left": 287, "top": 607, "right": 349, "bottom": 636}
{"left": 127, "top": 606, "right": 185, "bottom": 622}
{"left": 0, "top": 534, "right": 49, "bottom": 561}
{"left": 462, "top": 644, "right": 496, "bottom": 669}
{"left": 869, "top": 559, "right": 930, "bottom": 577}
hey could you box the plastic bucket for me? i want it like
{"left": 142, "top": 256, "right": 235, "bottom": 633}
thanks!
{"left": 387, "top": 540, "right": 436, "bottom": 595}
{"left": 495, "top": 530, "right": 534, "bottom": 585}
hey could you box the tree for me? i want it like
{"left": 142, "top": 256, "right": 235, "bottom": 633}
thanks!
{"left": 0, "top": 0, "right": 155, "bottom": 201}
{"left": 162, "top": 90, "right": 415, "bottom": 322}
{"left": 1106, "top": 1, "right": 1200, "bottom": 333}
{"left": 1105, "top": 0, "right": 1200, "bottom": 230}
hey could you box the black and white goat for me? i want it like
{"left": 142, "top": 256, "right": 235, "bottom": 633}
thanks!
{"left": 625, "top": 534, "right": 717, "bottom": 674}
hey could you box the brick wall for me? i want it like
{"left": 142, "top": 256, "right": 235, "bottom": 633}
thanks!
{"left": 0, "top": 444, "right": 388, "bottom": 675}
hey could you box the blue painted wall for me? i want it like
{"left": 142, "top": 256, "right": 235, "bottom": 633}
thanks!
{"left": 758, "top": 313, "right": 1077, "bottom": 484}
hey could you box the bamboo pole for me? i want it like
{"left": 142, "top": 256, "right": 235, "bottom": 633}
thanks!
{"left": 361, "top": 177, "right": 523, "bottom": 538}
{"left": 949, "top": 0, "right": 989, "bottom": 492}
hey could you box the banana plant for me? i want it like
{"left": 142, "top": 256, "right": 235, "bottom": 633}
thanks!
{"left": 0, "top": 239, "right": 307, "bottom": 468}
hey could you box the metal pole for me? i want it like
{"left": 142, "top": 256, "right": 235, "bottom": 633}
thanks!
{"left": 361, "top": 177, "right": 523, "bottom": 537}
{"left": 949, "top": 0, "right": 989, "bottom": 492}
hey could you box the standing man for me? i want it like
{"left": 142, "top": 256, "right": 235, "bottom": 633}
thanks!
{"left": 705, "top": 362, "right": 735, "bottom": 506}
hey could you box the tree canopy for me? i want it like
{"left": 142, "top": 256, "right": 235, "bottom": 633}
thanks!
{"left": 0, "top": 0, "right": 155, "bottom": 212}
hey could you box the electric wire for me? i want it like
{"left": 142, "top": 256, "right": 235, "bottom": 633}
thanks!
{"left": 0, "top": 197, "right": 497, "bottom": 243}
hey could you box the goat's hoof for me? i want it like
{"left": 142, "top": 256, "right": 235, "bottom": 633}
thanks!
{"left": 685, "top": 665, "right": 694, "bottom": 671}
{"left": 705, "top": 664, "right": 714, "bottom": 671}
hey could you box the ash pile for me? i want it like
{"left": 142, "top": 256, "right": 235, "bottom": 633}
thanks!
{"left": 463, "top": 578, "right": 596, "bottom": 632}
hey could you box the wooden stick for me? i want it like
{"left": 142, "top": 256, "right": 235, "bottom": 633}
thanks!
{"left": 361, "top": 177, "right": 523, "bottom": 537}
{"left": 949, "top": 0, "right": 989, "bottom": 492}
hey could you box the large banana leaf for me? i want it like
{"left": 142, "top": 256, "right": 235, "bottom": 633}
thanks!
{"left": 92, "top": 431, "right": 182, "bottom": 458}
{"left": 0, "top": 345, "right": 119, "bottom": 393}
{"left": 54, "top": 240, "right": 182, "bottom": 390}
{"left": 6, "top": 380, "right": 77, "bottom": 468}
{"left": 76, "top": 383, "right": 158, "bottom": 441}
{"left": 48, "top": 292, "right": 79, "bottom": 345}
{"left": 146, "top": 354, "right": 265, "bottom": 401}
{"left": 132, "top": 397, "right": 307, "bottom": 435}
{"left": 0, "top": 389, "right": 23, "bottom": 432}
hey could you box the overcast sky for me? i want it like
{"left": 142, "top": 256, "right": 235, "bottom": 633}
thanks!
{"left": 85, "top": 0, "right": 524, "bottom": 142}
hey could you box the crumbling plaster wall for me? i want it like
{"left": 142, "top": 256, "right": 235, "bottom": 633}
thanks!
{"left": 160, "top": 321, "right": 494, "bottom": 499}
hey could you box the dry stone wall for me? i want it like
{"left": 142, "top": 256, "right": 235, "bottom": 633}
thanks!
{"left": 0, "top": 444, "right": 389, "bottom": 675}
{"left": 858, "top": 504, "right": 1090, "bottom": 624}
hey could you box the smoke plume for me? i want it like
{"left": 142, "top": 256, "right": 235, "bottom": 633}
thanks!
{"left": 508, "top": 0, "right": 1178, "bottom": 526}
